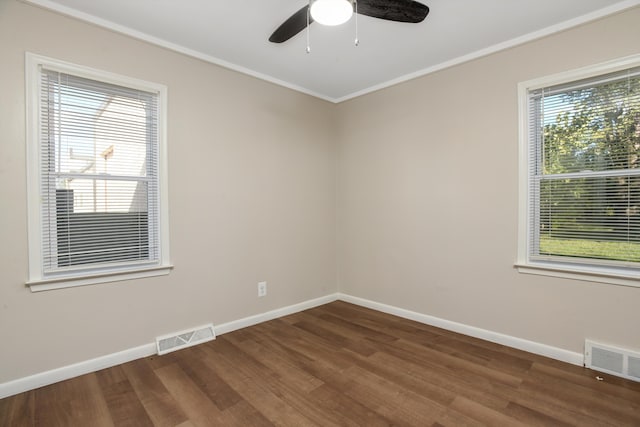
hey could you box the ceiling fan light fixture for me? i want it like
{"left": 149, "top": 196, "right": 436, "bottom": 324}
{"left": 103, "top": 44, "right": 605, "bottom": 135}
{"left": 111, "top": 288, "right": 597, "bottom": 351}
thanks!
{"left": 310, "top": 0, "right": 353, "bottom": 26}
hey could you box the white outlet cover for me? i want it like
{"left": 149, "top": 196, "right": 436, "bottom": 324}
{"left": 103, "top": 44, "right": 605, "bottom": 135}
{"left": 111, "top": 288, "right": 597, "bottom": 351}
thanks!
{"left": 258, "top": 281, "right": 267, "bottom": 297}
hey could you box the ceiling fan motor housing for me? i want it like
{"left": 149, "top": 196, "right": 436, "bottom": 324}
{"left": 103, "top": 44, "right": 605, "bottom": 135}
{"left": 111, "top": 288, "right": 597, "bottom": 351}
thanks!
{"left": 269, "top": 0, "right": 429, "bottom": 43}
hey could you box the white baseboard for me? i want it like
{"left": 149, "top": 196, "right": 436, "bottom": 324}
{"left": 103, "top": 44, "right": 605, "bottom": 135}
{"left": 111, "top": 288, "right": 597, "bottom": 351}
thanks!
{"left": 0, "top": 343, "right": 157, "bottom": 400}
{"left": 338, "top": 293, "right": 584, "bottom": 366}
{"left": 1, "top": 291, "right": 584, "bottom": 399}
{"left": 0, "top": 293, "right": 339, "bottom": 399}
{"left": 215, "top": 293, "right": 339, "bottom": 335}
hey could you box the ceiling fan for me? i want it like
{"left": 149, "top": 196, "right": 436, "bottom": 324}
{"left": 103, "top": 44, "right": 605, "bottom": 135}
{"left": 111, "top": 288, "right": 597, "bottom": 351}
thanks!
{"left": 269, "top": 0, "right": 430, "bottom": 43}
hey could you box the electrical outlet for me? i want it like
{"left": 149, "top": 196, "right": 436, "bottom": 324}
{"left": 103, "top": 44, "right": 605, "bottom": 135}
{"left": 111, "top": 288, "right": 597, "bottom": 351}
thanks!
{"left": 258, "top": 281, "right": 267, "bottom": 297}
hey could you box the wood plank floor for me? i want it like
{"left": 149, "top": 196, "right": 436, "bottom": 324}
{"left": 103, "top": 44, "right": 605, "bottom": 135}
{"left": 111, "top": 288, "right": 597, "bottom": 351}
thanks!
{"left": 2, "top": 301, "right": 640, "bottom": 426}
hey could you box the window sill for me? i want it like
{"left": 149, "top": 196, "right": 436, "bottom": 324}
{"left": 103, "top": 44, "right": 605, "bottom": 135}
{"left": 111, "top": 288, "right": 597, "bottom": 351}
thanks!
{"left": 515, "top": 262, "right": 640, "bottom": 288}
{"left": 27, "top": 265, "right": 174, "bottom": 292}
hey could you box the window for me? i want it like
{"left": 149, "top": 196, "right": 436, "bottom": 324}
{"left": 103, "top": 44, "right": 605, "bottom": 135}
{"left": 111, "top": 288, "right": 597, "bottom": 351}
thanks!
{"left": 518, "top": 55, "right": 640, "bottom": 286}
{"left": 26, "top": 54, "right": 171, "bottom": 291}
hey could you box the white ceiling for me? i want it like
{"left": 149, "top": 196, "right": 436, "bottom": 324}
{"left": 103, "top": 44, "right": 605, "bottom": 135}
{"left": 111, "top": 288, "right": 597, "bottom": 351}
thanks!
{"left": 25, "top": 0, "right": 640, "bottom": 102}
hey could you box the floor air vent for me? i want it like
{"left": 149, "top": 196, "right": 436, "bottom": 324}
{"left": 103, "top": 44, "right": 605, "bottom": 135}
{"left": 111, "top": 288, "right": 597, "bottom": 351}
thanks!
{"left": 156, "top": 324, "right": 216, "bottom": 355}
{"left": 585, "top": 340, "right": 640, "bottom": 382}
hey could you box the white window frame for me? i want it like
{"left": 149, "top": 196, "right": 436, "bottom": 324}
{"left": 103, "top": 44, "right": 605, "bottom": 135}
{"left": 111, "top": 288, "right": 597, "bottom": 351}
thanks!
{"left": 517, "top": 54, "right": 640, "bottom": 288}
{"left": 25, "top": 53, "right": 172, "bottom": 291}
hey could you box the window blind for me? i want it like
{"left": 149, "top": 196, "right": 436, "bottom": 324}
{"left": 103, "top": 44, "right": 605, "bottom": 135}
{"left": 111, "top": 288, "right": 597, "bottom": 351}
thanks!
{"left": 39, "top": 68, "right": 160, "bottom": 275}
{"left": 528, "top": 66, "right": 640, "bottom": 267}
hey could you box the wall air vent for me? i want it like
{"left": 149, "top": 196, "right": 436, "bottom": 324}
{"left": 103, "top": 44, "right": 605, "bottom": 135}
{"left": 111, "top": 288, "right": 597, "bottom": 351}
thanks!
{"left": 585, "top": 340, "right": 640, "bottom": 382}
{"left": 156, "top": 324, "right": 216, "bottom": 355}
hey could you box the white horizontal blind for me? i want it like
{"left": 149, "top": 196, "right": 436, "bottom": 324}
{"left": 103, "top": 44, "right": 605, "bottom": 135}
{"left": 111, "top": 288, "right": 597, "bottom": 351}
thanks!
{"left": 39, "top": 68, "right": 160, "bottom": 275}
{"left": 528, "top": 66, "right": 640, "bottom": 268}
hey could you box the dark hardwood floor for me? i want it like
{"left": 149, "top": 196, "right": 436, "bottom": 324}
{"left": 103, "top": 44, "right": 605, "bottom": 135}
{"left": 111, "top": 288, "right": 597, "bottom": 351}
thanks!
{"left": 2, "top": 301, "right": 639, "bottom": 426}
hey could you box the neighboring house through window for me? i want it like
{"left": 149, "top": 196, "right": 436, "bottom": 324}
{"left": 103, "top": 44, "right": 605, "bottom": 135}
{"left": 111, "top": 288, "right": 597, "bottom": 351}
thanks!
{"left": 517, "top": 55, "right": 640, "bottom": 286}
{"left": 26, "top": 54, "right": 171, "bottom": 291}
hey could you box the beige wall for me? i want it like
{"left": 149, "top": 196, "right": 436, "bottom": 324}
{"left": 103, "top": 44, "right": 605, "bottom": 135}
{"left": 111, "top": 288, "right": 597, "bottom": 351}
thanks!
{"left": 0, "top": 0, "right": 336, "bottom": 383}
{"left": 336, "top": 7, "right": 640, "bottom": 354}
{"left": 1, "top": 0, "right": 639, "bottom": 386}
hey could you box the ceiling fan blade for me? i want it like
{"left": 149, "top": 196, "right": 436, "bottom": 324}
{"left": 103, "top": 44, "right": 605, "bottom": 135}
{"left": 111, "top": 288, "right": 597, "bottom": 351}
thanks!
{"left": 357, "top": 0, "right": 429, "bottom": 23}
{"left": 269, "top": 5, "right": 313, "bottom": 43}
